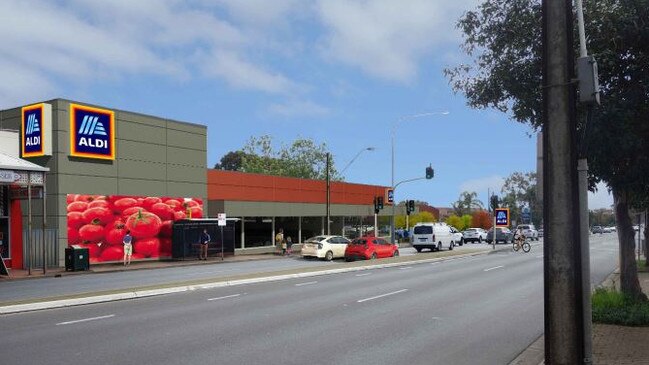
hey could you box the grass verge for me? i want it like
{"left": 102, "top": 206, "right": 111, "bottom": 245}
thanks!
{"left": 592, "top": 288, "right": 649, "bottom": 326}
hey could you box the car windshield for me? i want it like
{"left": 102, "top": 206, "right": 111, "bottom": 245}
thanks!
{"left": 414, "top": 226, "right": 433, "bottom": 234}
{"left": 305, "top": 236, "right": 326, "bottom": 243}
{"left": 465, "top": 229, "right": 476, "bottom": 232}
{"left": 351, "top": 239, "right": 367, "bottom": 245}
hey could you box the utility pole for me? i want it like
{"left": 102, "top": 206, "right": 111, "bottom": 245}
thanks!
{"left": 326, "top": 152, "right": 331, "bottom": 235}
{"left": 542, "top": 0, "right": 586, "bottom": 364}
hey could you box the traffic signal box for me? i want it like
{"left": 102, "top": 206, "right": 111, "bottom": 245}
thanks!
{"left": 406, "top": 200, "right": 415, "bottom": 215}
{"left": 374, "top": 196, "right": 384, "bottom": 214}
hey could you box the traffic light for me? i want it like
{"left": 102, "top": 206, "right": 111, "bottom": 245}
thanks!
{"left": 425, "top": 166, "right": 434, "bottom": 179}
{"left": 490, "top": 195, "right": 500, "bottom": 212}
{"left": 407, "top": 200, "right": 415, "bottom": 215}
{"left": 377, "top": 196, "right": 384, "bottom": 210}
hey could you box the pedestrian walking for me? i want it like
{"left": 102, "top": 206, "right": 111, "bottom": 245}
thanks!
{"left": 285, "top": 236, "right": 293, "bottom": 256}
{"left": 200, "top": 228, "right": 210, "bottom": 260}
{"left": 123, "top": 230, "right": 133, "bottom": 266}
{"left": 275, "top": 228, "right": 284, "bottom": 256}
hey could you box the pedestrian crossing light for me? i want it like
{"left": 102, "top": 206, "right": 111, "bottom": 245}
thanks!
{"left": 425, "top": 166, "right": 434, "bottom": 179}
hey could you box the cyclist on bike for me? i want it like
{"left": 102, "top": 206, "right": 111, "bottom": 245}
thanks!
{"left": 513, "top": 226, "right": 526, "bottom": 248}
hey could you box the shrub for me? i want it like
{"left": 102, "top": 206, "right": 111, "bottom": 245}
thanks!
{"left": 592, "top": 288, "right": 649, "bottom": 326}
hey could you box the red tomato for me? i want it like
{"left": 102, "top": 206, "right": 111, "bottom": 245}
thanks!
{"left": 122, "top": 206, "right": 147, "bottom": 220}
{"left": 143, "top": 197, "right": 162, "bottom": 210}
{"left": 75, "top": 194, "right": 104, "bottom": 203}
{"left": 193, "top": 198, "right": 203, "bottom": 205}
{"left": 88, "top": 200, "right": 111, "bottom": 209}
{"left": 105, "top": 220, "right": 127, "bottom": 246}
{"left": 100, "top": 246, "right": 124, "bottom": 262}
{"left": 159, "top": 220, "right": 173, "bottom": 237}
{"left": 131, "top": 253, "right": 146, "bottom": 260}
{"left": 126, "top": 210, "right": 162, "bottom": 239}
{"left": 159, "top": 238, "right": 172, "bottom": 256}
{"left": 133, "top": 237, "right": 160, "bottom": 257}
{"left": 189, "top": 206, "right": 203, "bottom": 219}
{"left": 82, "top": 207, "right": 113, "bottom": 226}
{"left": 183, "top": 200, "right": 200, "bottom": 209}
{"left": 165, "top": 199, "right": 183, "bottom": 211}
{"left": 150, "top": 203, "right": 175, "bottom": 221}
{"left": 113, "top": 197, "right": 139, "bottom": 214}
{"left": 67, "top": 194, "right": 78, "bottom": 204}
{"left": 90, "top": 257, "right": 101, "bottom": 264}
{"left": 67, "top": 211, "right": 85, "bottom": 229}
{"left": 68, "top": 227, "right": 80, "bottom": 244}
{"left": 79, "top": 223, "right": 105, "bottom": 243}
{"left": 67, "top": 201, "right": 88, "bottom": 213}
{"left": 173, "top": 211, "right": 186, "bottom": 221}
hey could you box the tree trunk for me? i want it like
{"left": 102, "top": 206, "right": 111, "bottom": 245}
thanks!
{"left": 644, "top": 215, "right": 648, "bottom": 268}
{"left": 613, "top": 188, "right": 647, "bottom": 300}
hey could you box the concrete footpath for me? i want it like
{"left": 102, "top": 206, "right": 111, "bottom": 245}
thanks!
{"left": 0, "top": 246, "right": 504, "bottom": 314}
{"left": 509, "top": 268, "right": 649, "bottom": 365}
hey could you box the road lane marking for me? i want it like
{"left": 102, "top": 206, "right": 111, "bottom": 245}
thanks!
{"left": 536, "top": 255, "right": 544, "bottom": 258}
{"left": 484, "top": 265, "right": 504, "bottom": 272}
{"left": 295, "top": 281, "right": 318, "bottom": 287}
{"left": 207, "top": 294, "right": 241, "bottom": 301}
{"left": 56, "top": 314, "right": 115, "bottom": 326}
{"left": 357, "top": 289, "right": 408, "bottom": 303}
{"left": 399, "top": 267, "right": 413, "bottom": 270}
{"left": 355, "top": 273, "right": 372, "bottom": 277}
{"left": 430, "top": 262, "right": 441, "bottom": 265}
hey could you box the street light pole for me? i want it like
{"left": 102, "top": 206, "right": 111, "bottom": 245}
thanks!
{"left": 390, "top": 112, "right": 449, "bottom": 244}
{"left": 340, "top": 147, "right": 375, "bottom": 176}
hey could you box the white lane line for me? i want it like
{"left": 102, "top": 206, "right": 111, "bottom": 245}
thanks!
{"left": 483, "top": 265, "right": 504, "bottom": 272}
{"left": 56, "top": 314, "right": 115, "bottom": 326}
{"left": 358, "top": 289, "right": 408, "bottom": 303}
{"left": 295, "top": 281, "right": 318, "bottom": 287}
{"left": 399, "top": 267, "right": 413, "bottom": 270}
{"left": 430, "top": 262, "right": 441, "bottom": 265}
{"left": 355, "top": 273, "right": 372, "bottom": 277}
{"left": 536, "top": 255, "right": 544, "bottom": 258}
{"left": 207, "top": 294, "right": 241, "bottom": 301}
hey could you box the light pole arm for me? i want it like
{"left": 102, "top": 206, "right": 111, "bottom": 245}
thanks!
{"left": 393, "top": 177, "right": 426, "bottom": 190}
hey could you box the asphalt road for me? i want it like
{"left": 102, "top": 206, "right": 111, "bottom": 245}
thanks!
{"left": 0, "top": 242, "right": 483, "bottom": 303}
{"left": 0, "top": 235, "right": 618, "bottom": 365}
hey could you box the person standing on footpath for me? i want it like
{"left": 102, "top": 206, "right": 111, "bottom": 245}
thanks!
{"left": 275, "top": 228, "right": 284, "bottom": 255}
{"left": 200, "top": 228, "right": 210, "bottom": 260}
{"left": 123, "top": 230, "right": 133, "bottom": 266}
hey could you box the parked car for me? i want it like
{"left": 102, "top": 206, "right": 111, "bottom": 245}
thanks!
{"left": 486, "top": 227, "right": 513, "bottom": 244}
{"left": 538, "top": 228, "right": 544, "bottom": 238}
{"left": 411, "top": 222, "right": 455, "bottom": 252}
{"left": 344, "top": 236, "right": 399, "bottom": 261}
{"left": 463, "top": 228, "right": 487, "bottom": 243}
{"left": 450, "top": 226, "right": 464, "bottom": 246}
{"left": 603, "top": 226, "right": 613, "bottom": 233}
{"left": 516, "top": 224, "right": 539, "bottom": 241}
{"left": 591, "top": 225, "right": 604, "bottom": 234}
{"left": 301, "top": 235, "right": 351, "bottom": 261}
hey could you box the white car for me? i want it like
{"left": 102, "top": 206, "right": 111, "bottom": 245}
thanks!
{"left": 463, "top": 228, "right": 487, "bottom": 243}
{"left": 450, "top": 226, "right": 464, "bottom": 246}
{"left": 516, "top": 224, "right": 539, "bottom": 241}
{"left": 301, "top": 235, "right": 350, "bottom": 261}
{"left": 412, "top": 222, "right": 455, "bottom": 252}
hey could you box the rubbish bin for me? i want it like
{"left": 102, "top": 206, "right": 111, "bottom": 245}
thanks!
{"left": 65, "top": 245, "right": 89, "bottom": 271}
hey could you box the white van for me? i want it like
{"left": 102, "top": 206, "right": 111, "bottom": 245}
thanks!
{"left": 412, "top": 222, "right": 455, "bottom": 252}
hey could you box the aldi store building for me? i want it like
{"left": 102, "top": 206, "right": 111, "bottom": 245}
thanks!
{"left": 0, "top": 99, "right": 398, "bottom": 270}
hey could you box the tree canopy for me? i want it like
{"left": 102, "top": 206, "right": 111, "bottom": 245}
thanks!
{"left": 452, "top": 191, "right": 484, "bottom": 216}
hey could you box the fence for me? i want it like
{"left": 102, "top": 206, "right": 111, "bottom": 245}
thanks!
{"left": 22, "top": 229, "right": 58, "bottom": 268}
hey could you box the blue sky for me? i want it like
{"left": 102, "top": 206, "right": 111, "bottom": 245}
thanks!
{"left": 0, "top": 0, "right": 612, "bottom": 209}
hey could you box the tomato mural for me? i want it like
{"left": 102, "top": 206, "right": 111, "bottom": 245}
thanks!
{"left": 66, "top": 194, "right": 203, "bottom": 263}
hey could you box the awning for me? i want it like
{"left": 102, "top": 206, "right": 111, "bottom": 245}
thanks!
{"left": 0, "top": 152, "right": 49, "bottom": 172}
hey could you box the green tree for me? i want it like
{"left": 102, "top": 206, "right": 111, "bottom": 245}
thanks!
{"left": 214, "top": 150, "right": 248, "bottom": 171}
{"left": 240, "top": 135, "right": 341, "bottom": 180}
{"left": 446, "top": 0, "right": 649, "bottom": 298}
{"left": 500, "top": 172, "right": 540, "bottom": 226}
{"left": 452, "top": 191, "right": 484, "bottom": 216}
{"left": 461, "top": 214, "right": 473, "bottom": 231}
{"left": 445, "top": 215, "right": 463, "bottom": 230}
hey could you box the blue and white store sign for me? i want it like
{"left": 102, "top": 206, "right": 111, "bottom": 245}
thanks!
{"left": 21, "top": 103, "right": 52, "bottom": 157}
{"left": 495, "top": 208, "right": 510, "bottom": 227}
{"left": 69, "top": 103, "right": 115, "bottom": 160}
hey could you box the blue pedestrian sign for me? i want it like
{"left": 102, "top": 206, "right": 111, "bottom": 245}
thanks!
{"left": 495, "top": 208, "right": 510, "bottom": 227}
{"left": 386, "top": 189, "right": 394, "bottom": 204}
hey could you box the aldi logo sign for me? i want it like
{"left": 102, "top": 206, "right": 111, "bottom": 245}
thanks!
{"left": 22, "top": 103, "right": 51, "bottom": 157}
{"left": 495, "top": 208, "right": 510, "bottom": 227}
{"left": 70, "top": 104, "right": 115, "bottom": 160}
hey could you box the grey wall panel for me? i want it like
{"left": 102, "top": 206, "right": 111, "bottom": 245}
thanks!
{"left": 166, "top": 129, "right": 206, "bottom": 150}
{"left": 118, "top": 159, "right": 167, "bottom": 181}
{"left": 165, "top": 181, "right": 207, "bottom": 199}
{"left": 58, "top": 174, "right": 119, "bottom": 194}
{"left": 167, "top": 120, "right": 207, "bottom": 136}
{"left": 166, "top": 146, "right": 206, "bottom": 167}
{"left": 117, "top": 178, "right": 167, "bottom": 197}
{"left": 117, "top": 121, "right": 167, "bottom": 145}
{"left": 57, "top": 154, "right": 119, "bottom": 177}
{"left": 118, "top": 140, "right": 167, "bottom": 163}
{"left": 166, "top": 165, "right": 206, "bottom": 184}
{"left": 115, "top": 110, "right": 167, "bottom": 127}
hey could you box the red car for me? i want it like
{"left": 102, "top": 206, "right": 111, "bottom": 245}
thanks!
{"left": 344, "top": 236, "right": 399, "bottom": 261}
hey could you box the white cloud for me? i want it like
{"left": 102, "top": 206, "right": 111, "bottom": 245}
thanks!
{"left": 316, "top": 0, "right": 479, "bottom": 82}
{"left": 459, "top": 175, "right": 505, "bottom": 194}
{"left": 589, "top": 182, "right": 613, "bottom": 210}
{"left": 267, "top": 99, "right": 331, "bottom": 118}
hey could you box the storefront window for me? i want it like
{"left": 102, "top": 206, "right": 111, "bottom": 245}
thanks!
{"left": 301, "top": 217, "right": 322, "bottom": 242}
{"left": 234, "top": 218, "right": 242, "bottom": 249}
{"left": 244, "top": 217, "right": 272, "bottom": 248}
{"left": 275, "top": 217, "right": 298, "bottom": 246}
{"left": 330, "top": 216, "right": 343, "bottom": 237}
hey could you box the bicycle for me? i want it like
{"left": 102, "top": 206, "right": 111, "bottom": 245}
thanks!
{"left": 512, "top": 235, "right": 531, "bottom": 253}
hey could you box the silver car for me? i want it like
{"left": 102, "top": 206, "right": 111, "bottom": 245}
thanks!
{"left": 516, "top": 224, "right": 539, "bottom": 241}
{"left": 463, "top": 228, "right": 487, "bottom": 243}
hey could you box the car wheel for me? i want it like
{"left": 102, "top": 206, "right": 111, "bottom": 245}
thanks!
{"left": 370, "top": 253, "right": 377, "bottom": 260}
{"left": 415, "top": 247, "right": 422, "bottom": 253}
{"left": 437, "top": 242, "right": 442, "bottom": 251}
{"left": 393, "top": 250, "right": 399, "bottom": 257}
{"left": 449, "top": 241, "right": 454, "bottom": 250}
{"left": 324, "top": 251, "right": 333, "bottom": 261}
{"left": 459, "top": 238, "right": 464, "bottom": 246}
{"left": 478, "top": 237, "right": 482, "bottom": 243}
{"left": 345, "top": 257, "right": 353, "bottom": 262}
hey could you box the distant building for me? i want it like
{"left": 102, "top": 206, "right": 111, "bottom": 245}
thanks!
{"left": 436, "top": 207, "right": 454, "bottom": 221}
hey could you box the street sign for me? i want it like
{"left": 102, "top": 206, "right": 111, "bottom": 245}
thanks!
{"left": 522, "top": 212, "right": 531, "bottom": 223}
{"left": 386, "top": 189, "right": 394, "bottom": 204}
{"left": 495, "top": 208, "right": 510, "bottom": 227}
{"left": 217, "top": 213, "right": 227, "bottom": 226}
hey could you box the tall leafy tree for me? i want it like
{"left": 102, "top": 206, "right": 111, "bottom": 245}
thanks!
{"left": 452, "top": 191, "right": 484, "bottom": 216}
{"left": 446, "top": 0, "right": 649, "bottom": 298}
{"left": 214, "top": 150, "right": 248, "bottom": 171}
{"left": 500, "top": 171, "right": 540, "bottom": 226}
{"left": 472, "top": 210, "right": 493, "bottom": 229}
